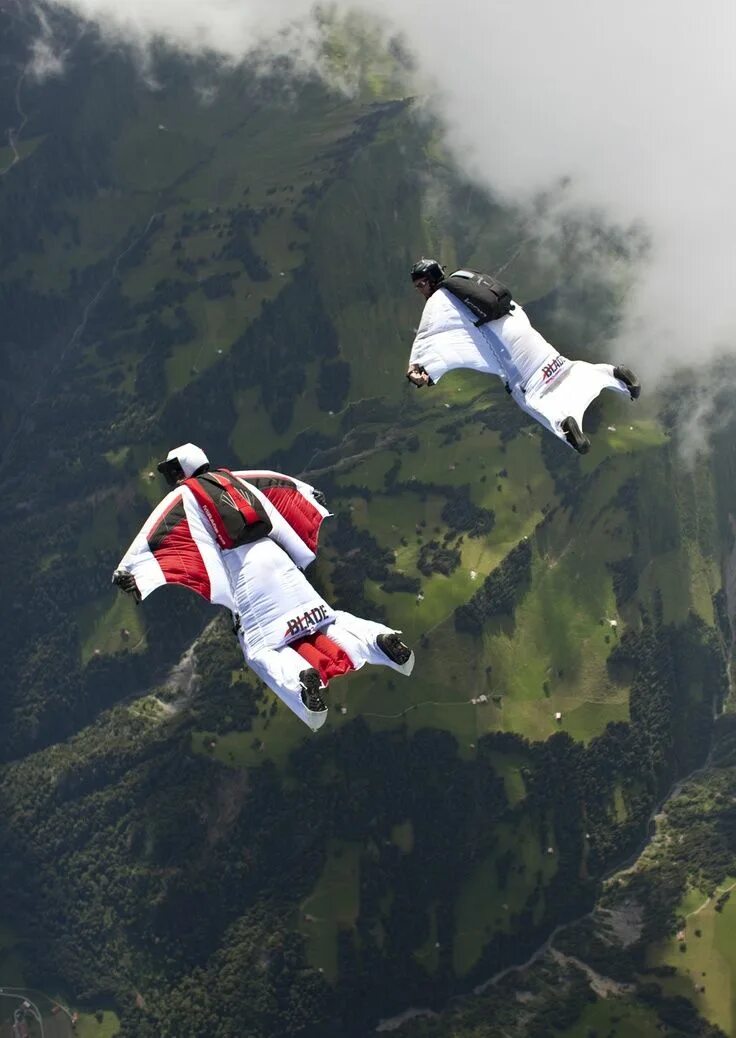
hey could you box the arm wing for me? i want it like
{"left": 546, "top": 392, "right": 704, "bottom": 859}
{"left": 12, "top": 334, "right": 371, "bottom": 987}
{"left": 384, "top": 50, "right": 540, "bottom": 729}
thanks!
{"left": 410, "top": 291, "right": 507, "bottom": 383}
{"left": 114, "top": 489, "right": 232, "bottom": 607}
{"left": 232, "top": 470, "right": 330, "bottom": 567}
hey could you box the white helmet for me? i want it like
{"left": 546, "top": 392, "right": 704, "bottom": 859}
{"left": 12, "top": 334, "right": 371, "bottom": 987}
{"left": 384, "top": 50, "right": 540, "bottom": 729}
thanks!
{"left": 157, "top": 443, "right": 210, "bottom": 487}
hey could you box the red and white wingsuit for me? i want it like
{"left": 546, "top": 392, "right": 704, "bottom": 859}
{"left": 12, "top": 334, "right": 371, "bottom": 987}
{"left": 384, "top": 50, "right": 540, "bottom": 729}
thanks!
{"left": 409, "top": 281, "right": 632, "bottom": 446}
{"left": 115, "top": 467, "right": 414, "bottom": 731}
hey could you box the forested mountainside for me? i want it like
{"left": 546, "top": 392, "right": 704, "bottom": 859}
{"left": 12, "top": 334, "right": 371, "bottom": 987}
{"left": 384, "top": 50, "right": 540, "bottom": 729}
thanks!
{"left": 2, "top": 5, "right": 736, "bottom": 1036}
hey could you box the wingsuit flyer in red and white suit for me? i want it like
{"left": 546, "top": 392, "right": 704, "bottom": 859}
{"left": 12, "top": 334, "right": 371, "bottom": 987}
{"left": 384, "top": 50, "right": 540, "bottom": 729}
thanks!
{"left": 113, "top": 443, "right": 414, "bottom": 731}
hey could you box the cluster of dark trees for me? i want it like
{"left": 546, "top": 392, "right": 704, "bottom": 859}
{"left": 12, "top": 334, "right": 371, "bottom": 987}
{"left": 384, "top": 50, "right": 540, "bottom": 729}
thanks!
{"left": 220, "top": 260, "right": 340, "bottom": 432}
{"left": 173, "top": 201, "right": 283, "bottom": 283}
{"left": 454, "top": 539, "right": 532, "bottom": 634}
{"left": 380, "top": 571, "right": 421, "bottom": 594}
{"left": 316, "top": 357, "right": 351, "bottom": 412}
{"left": 188, "top": 616, "right": 262, "bottom": 734}
{"left": 218, "top": 208, "right": 269, "bottom": 279}
{"left": 607, "top": 556, "right": 640, "bottom": 609}
{"left": 323, "top": 513, "right": 393, "bottom": 617}
{"left": 539, "top": 426, "right": 586, "bottom": 506}
{"left": 201, "top": 271, "right": 239, "bottom": 299}
{"left": 476, "top": 399, "right": 534, "bottom": 444}
{"left": 417, "top": 540, "right": 460, "bottom": 577}
{"left": 441, "top": 486, "right": 495, "bottom": 538}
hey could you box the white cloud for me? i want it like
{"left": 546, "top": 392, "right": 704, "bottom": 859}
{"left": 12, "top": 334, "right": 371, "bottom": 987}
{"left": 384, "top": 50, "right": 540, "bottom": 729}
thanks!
{"left": 44, "top": 0, "right": 318, "bottom": 62}
{"left": 28, "top": 4, "right": 67, "bottom": 80}
{"left": 28, "top": 39, "right": 66, "bottom": 80}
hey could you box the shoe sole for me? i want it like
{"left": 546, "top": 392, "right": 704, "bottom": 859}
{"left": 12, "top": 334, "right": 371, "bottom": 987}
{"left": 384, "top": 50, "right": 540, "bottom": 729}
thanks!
{"left": 388, "top": 644, "right": 412, "bottom": 666}
{"left": 561, "top": 417, "right": 590, "bottom": 455}
{"left": 378, "top": 634, "right": 412, "bottom": 665}
{"left": 300, "top": 669, "right": 327, "bottom": 714}
{"left": 377, "top": 633, "right": 416, "bottom": 676}
{"left": 613, "top": 365, "right": 641, "bottom": 400}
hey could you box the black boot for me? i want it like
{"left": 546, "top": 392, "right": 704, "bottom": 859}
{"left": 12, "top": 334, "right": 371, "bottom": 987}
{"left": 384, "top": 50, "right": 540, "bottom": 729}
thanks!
{"left": 561, "top": 417, "right": 590, "bottom": 455}
{"left": 300, "top": 668, "right": 326, "bottom": 713}
{"left": 613, "top": 365, "right": 641, "bottom": 400}
{"left": 377, "top": 632, "right": 412, "bottom": 666}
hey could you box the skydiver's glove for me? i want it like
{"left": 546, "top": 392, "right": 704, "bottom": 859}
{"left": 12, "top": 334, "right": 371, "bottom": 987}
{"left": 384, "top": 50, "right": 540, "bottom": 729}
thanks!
{"left": 113, "top": 569, "right": 141, "bottom": 604}
{"left": 406, "top": 365, "right": 434, "bottom": 388}
{"left": 313, "top": 489, "right": 327, "bottom": 508}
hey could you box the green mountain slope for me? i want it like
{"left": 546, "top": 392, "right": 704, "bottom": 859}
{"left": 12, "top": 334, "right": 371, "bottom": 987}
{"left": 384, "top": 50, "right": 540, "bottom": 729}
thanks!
{"left": 1, "top": 9, "right": 733, "bottom": 1037}
{"left": 401, "top": 715, "right": 736, "bottom": 1038}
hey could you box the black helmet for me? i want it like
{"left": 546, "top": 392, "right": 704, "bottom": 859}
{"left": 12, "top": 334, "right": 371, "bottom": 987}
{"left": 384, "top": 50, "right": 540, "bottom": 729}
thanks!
{"left": 410, "top": 258, "right": 445, "bottom": 285}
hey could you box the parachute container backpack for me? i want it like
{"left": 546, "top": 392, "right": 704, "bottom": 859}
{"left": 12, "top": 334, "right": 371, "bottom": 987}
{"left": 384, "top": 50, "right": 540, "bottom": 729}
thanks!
{"left": 441, "top": 269, "right": 514, "bottom": 326}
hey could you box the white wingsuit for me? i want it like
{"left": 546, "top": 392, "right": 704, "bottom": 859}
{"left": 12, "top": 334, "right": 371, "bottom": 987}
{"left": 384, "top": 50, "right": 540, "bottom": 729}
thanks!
{"left": 409, "top": 286, "right": 633, "bottom": 446}
{"left": 115, "top": 452, "right": 413, "bottom": 732}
